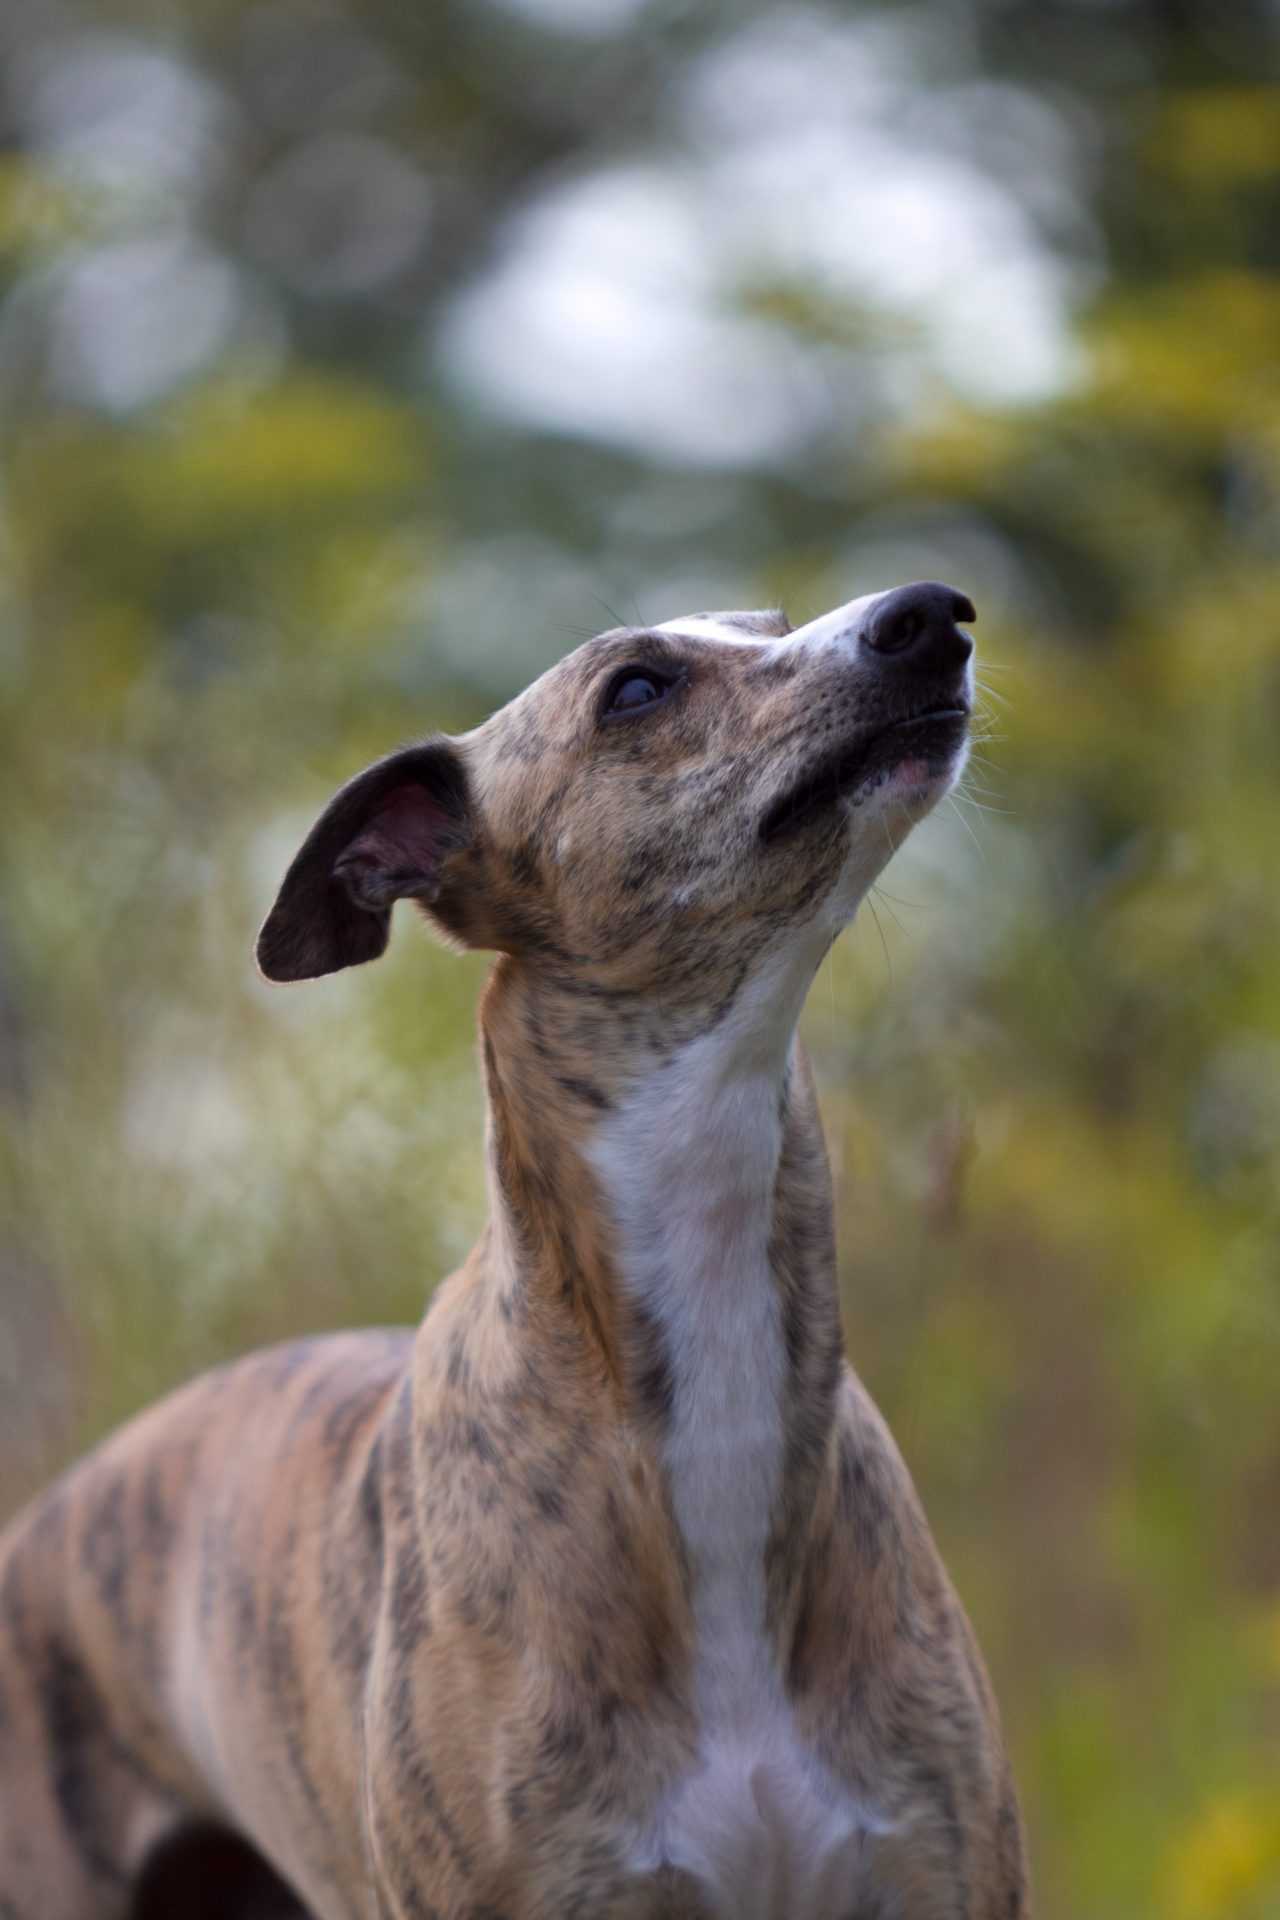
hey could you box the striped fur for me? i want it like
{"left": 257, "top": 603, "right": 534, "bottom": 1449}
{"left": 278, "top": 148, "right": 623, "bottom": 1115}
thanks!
{"left": 0, "top": 590, "right": 1028, "bottom": 1918}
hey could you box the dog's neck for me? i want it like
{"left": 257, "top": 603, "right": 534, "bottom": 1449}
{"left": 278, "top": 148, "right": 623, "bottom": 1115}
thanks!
{"left": 475, "top": 933, "right": 845, "bottom": 1667}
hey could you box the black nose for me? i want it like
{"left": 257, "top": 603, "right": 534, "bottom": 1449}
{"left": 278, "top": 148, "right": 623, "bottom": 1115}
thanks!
{"left": 863, "top": 582, "right": 976, "bottom": 668}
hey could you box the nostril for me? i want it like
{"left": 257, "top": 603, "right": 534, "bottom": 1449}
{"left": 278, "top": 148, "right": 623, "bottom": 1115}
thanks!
{"left": 864, "top": 581, "right": 977, "bottom": 660}
{"left": 875, "top": 608, "right": 921, "bottom": 655}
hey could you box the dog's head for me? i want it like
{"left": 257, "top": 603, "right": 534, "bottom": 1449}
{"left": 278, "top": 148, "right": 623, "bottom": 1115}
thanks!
{"left": 257, "top": 583, "right": 974, "bottom": 993}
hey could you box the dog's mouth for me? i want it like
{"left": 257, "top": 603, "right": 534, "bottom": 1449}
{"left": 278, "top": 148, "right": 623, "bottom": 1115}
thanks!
{"left": 759, "top": 704, "right": 969, "bottom": 843}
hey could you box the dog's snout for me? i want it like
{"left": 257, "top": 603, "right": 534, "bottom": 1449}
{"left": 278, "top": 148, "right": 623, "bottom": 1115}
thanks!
{"left": 862, "top": 582, "right": 976, "bottom": 669}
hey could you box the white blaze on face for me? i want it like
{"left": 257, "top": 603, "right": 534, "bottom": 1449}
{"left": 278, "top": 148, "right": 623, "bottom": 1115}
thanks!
{"left": 785, "top": 590, "right": 892, "bottom": 657}
{"left": 656, "top": 592, "right": 896, "bottom": 660}
{"left": 655, "top": 613, "right": 788, "bottom": 651}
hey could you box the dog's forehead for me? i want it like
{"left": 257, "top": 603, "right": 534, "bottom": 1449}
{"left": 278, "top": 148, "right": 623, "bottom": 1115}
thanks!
{"left": 655, "top": 609, "right": 793, "bottom": 646}
{"left": 517, "top": 608, "right": 795, "bottom": 700}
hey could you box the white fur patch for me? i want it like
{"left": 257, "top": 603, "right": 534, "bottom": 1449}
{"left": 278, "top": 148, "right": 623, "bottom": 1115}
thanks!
{"left": 657, "top": 593, "right": 894, "bottom": 661}
{"left": 591, "top": 931, "right": 889, "bottom": 1918}
{"left": 786, "top": 590, "right": 890, "bottom": 657}
{"left": 655, "top": 614, "right": 785, "bottom": 650}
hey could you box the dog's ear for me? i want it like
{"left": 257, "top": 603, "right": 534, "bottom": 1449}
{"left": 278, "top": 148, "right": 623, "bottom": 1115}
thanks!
{"left": 256, "top": 738, "right": 472, "bottom": 983}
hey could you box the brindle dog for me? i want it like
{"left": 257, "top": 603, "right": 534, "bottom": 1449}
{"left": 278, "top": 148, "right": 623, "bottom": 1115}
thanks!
{"left": 0, "top": 584, "right": 1029, "bottom": 1919}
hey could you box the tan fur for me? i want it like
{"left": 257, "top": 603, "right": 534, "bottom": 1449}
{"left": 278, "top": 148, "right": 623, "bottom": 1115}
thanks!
{"left": 0, "top": 591, "right": 1028, "bottom": 1918}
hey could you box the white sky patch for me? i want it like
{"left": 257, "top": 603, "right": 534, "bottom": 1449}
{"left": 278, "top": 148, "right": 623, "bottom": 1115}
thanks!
{"left": 702, "top": 123, "right": 1082, "bottom": 401}
{"left": 679, "top": 5, "right": 942, "bottom": 138}
{"left": 933, "top": 253, "right": 1082, "bottom": 401}
{"left": 484, "top": 0, "right": 650, "bottom": 36}
{"left": 435, "top": 4, "right": 1086, "bottom": 460}
{"left": 9, "top": 34, "right": 231, "bottom": 203}
{"left": 437, "top": 166, "right": 829, "bottom": 468}
{"left": 49, "top": 235, "right": 242, "bottom": 411}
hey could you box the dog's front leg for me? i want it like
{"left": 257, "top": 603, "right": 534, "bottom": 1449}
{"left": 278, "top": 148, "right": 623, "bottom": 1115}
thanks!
{"left": 0, "top": 1491, "right": 192, "bottom": 1919}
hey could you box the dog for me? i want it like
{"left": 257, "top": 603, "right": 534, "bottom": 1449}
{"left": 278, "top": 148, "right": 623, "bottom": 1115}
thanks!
{"left": 0, "top": 581, "right": 1029, "bottom": 1919}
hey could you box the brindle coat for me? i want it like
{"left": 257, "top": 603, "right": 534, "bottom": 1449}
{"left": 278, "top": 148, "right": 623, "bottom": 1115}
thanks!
{"left": 0, "top": 588, "right": 1029, "bottom": 1919}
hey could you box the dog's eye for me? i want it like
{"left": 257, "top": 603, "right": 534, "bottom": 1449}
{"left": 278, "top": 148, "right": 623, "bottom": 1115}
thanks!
{"left": 601, "top": 668, "right": 675, "bottom": 719}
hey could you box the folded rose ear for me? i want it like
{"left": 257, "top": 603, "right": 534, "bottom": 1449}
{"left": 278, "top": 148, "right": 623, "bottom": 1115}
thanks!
{"left": 256, "top": 739, "right": 472, "bottom": 982}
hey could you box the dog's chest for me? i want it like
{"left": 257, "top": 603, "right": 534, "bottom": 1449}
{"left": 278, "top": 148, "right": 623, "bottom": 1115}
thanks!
{"left": 591, "top": 1043, "right": 888, "bottom": 1918}
{"left": 627, "top": 1712, "right": 887, "bottom": 1920}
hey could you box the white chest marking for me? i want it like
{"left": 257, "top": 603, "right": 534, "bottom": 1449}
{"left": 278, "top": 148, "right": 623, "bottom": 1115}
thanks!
{"left": 590, "top": 945, "right": 888, "bottom": 1918}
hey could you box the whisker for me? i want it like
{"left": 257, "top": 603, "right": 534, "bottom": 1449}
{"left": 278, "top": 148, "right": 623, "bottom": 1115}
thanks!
{"left": 869, "top": 884, "right": 924, "bottom": 910}
{"left": 959, "top": 794, "right": 1013, "bottom": 814}
{"left": 973, "top": 687, "right": 1012, "bottom": 715}
{"left": 864, "top": 894, "right": 894, "bottom": 982}
{"left": 964, "top": 752, "right": 1005, "bottom": 781}
{"left": 589, "top": 592, "right": 634, "bottom": 633}
{"left": 871, "top": 884, "right": 913, "bottom": 942}
{"left": 958, "top": 773, "right": 1009, "bottom": 799}
{"left": 946, "top": 794, "right": 989, "bottom": 866}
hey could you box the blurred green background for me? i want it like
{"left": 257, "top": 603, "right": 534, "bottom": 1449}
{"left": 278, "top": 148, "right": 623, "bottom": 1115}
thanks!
{"left": 1, "top": 0, "right": 1278, "bottom": 1912}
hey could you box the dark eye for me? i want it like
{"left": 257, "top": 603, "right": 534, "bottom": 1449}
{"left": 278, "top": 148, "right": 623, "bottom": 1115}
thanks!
{"left": 601, "top": 666, "right": 676, "bottom": 719}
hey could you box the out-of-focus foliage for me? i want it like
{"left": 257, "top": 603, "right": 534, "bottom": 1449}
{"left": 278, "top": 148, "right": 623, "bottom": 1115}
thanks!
{"left": 1, "top": 2, "right": 1278, "bottom": 1914}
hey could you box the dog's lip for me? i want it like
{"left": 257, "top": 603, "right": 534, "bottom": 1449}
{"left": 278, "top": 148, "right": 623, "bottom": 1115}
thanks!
{"left": 886, "top": 703, "right": 969, "bottom": 733}
{"left": 758, "top": 703, "right": 970, "bottom": 843}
